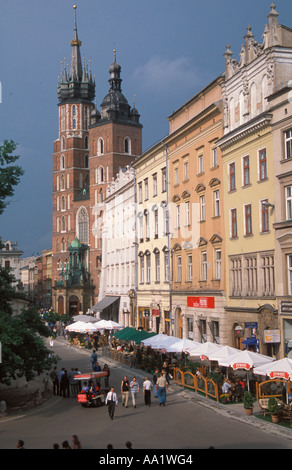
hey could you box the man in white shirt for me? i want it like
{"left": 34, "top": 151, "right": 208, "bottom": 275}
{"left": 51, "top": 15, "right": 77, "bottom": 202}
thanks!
{"left": 105, "top": 387, "right": 118, "bottom": 420}
{"left": 143, "top": 376, "right": 153, "bottom": 407}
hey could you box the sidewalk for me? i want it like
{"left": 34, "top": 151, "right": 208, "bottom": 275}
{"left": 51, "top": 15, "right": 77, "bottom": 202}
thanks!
{"left": 59, "top": 337, "right": 292, "bottom": 441}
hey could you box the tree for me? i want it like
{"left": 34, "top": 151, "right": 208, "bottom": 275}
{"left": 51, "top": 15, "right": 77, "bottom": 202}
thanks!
{"left": 0, "top": 140, "right": 58, "bottom": 386}
{"left": 0, "top": 139, "right": 24, "bottom": 215}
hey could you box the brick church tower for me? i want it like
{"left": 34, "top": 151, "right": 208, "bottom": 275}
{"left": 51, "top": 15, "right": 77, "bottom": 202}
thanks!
{"left": 52, "top": 6, "right": 142, "bottom": 316}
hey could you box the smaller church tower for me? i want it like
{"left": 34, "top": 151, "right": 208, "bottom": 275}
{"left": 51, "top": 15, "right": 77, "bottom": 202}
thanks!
{"left": 88, "top": 51, "right": 142, "bottom": 305}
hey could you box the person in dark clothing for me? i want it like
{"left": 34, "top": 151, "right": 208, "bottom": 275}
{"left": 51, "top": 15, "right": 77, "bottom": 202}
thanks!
{"left": 60, "top": 370, "right": 70, "bottom": 397}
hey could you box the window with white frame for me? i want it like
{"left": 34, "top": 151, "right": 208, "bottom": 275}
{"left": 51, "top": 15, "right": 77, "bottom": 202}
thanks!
{"left": 177, "top": 255, "right": 182, "bottom": 282}
{"left": 242, "top": 155, "right": 250, "bottom": 187}
{"left": 98, "top": 138, "right": 104, "bottom": 155}
{"left": 215, "top": 249, "right": 221, "bottom": 280}
{"left": 60, "top": 155, "right": 65, "bottom": 170}
{"left": 212, "top": 147, "right": 218, "bottom": 167}
{"left": 261, "top": 199, "right": 269, "bottom": 233}
{"left": 286, "top": 185, "right": 292, "bottom": 220}
{"left": 145, "top": 212, "right": 150, "bottom": 239}
{"left": 174, "top": 166, "right": 179, "bottom": 185}
{"left": 258, "top": 148, "right": 267, "bottom": 181}
{"left": 230, "top": 208, "right": 237, "bottom": 238}
{"left": 144, "top": 178, "right": 149, "bottom": 200}
{"left": 124, "top": 137, "right": 131, "bottom": 154}
{"left": 187, "top": 254, "right": 192, "bottom": 281}
{"left": 185, "top": 201, "right": 190, "bottom": 226}
{"left": 154, "top": 209, "right": 158, "bottom": 238}
{"left": 198, "top": 154, "right": 204, "bottom": 174}
{"left": 164, "top": 252, "right": 170, "bottom": 282}
{"left": 288, "top": 254, "right": 292, "bottom": 295}
{"left": 146, "top": 254, "right": 151, "bottom": 283}
{"left": 153, "top": 173, "right": 157, "bottom": 197}
{"left": 138, "top": 182, "right": 142, "bottom": 203}
{"left": 244, "top": 204, "right": 252, "bottom": 235}
{"left": 140, "top": 256, "right": 145, "bottom": 284}
{"left": 184, "top": 161, "right": 189, "bottom": 180}
{"left": 200, "top": 195, "right": 205, "bottom": 221}
{"left": 155, "top": 253, "right": 160, "bottom": 282}
{"left": 229, "top": 162, "right": 236, "bottom": 191}
{"left": 214, "top": 190, "right": 220, "bottom": 217}
{"left": 176, "top": 205, "right": 180, "bottom": 228}
{"left": 162, "top": 168, "right": 167, "bottom": 192}
{"left": 77, "top": 207, "right": 89, "bottom": 243}
{"left": 201, "top": 251, "right": 207, "bottom": 281}
{"left": 285, "top": 129, "right": 292, "bottom": 160}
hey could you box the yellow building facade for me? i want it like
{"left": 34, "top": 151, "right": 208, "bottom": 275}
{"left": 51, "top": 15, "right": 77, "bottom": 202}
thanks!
{"left": 132, "top": 142, "right": 171, "bottom": 333}
{"left": 165, "top": 76, "right": 227, "bottom": 343}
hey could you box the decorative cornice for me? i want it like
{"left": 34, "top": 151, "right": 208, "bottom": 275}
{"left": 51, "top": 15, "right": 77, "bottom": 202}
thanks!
{"left": 217, "top": 113, "right": 272, "bottom": 151}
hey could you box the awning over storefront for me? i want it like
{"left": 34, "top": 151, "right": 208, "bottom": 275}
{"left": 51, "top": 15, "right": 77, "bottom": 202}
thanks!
{"left": 90, "top": 296, "right": 120, "bottom": 313}
{"left": 241, "top": 336, "right": 257, "bottom": 346}
{"left": 112, "top": 327, "right": 157, "bottom": 345}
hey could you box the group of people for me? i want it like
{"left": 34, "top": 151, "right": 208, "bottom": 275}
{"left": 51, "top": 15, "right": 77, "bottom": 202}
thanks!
{"left": 221, "top": 377, "right": 245, "bottom": 402}
{"left": 50, "top": 366, "right": 82, "bottom": 398}
{"left": 105, "top": 368, "right": 170, "bottom": 420}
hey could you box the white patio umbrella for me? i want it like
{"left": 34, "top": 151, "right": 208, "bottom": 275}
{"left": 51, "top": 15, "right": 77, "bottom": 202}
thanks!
{"left": 185, "top": 341, "right": 222, "bottom": 361}
{"left": 254, "top": 357, "right": 292, "bottom": 380}
{"left": 165, "top": 338, "right": 201, "bottom": 353}
{"left": 93, "top": 319, "right": 124, "bottom": 330}
{"left": 141, "top": 334, "right": 177, "bottom": 348}
{"left": 208, "top": 346, "right": 240, "bottom": 366}
{"left": 228, "top": 350, "right": 274, "bottom": 391}
{"left": 150, "top": 336, "right": 182, "bottom": 351}
{"left": 65, "top": 321, "right": 87, "bottom": 332}
{"left": 254, "top": 357, "right": 292, "bottom": 403}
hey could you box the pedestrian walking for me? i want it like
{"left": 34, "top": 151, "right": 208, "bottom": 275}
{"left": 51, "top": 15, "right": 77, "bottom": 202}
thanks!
{"left": 156, "top": 373, "right": 168, "bottom": 406}
{"left": 69, "top": 368, "right": 77, "bottom": 398}
{"left": 49, "top": 336, "right": 54, "bottom": 348}
{"left": 50, "top": 366, "right": 59, "bottom": 396}
{"left": 103, "top": 364, "right": 110, "bottom": 388}
{"left": 143, "top": 376, "right": 153, "bottom": 406}
{"left": 75, "top": 368, "right": 82, "bottom": 392}
{"left": 152, "top": 368, "right": 159, "bottom": 398}
{"left": 90, "top": 350, "right": 98, "bottom": 371}
{"left": 60, "top": 369, "right": 70, "bottom": 398}
{"left": 121, "top": 376, "right": 130, "bottom": 407}
{"left": 105, "top": 387, "right": 118, "bottom": 420}
{"left": 58, "top": 368, "right": 65, "bottom": 395}
{"left": 130, "top": 377, "right": 139, "bottom": 408}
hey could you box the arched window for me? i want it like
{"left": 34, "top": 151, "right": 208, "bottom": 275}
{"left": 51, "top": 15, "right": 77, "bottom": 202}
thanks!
{"left": 61, "top": 195, "right": 66, "bottom": 211}
{"left": 61, "top": 238, "right": 66, "bottom": 252}
{"left": 124, "top": 137, "right": 131, "bottom": 154}
{"left": 77, "top": 207, "right": 89, "bottom": 244}
{"left": 99, "top": 166, "right": 104, "bottom": 183}
{"left": 84, "top": 154, "right": 89, "bottom": 168}
{"left": 61, "top": 174, "right": 65, "bottom": 190}
{"left": 61, "top": 216, "right": 66, "bottom": 232}
{"left": 60, "top": 154, "right": 65, "bottom": 170}
{"left": 84, "top": 135, "right": 88, "bottom": 149}
{"left": 98, "top": 138, "right": 104, "bottom": 155}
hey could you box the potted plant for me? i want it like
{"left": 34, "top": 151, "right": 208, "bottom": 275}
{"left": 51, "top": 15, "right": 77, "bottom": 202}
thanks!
{"left": 268, "top": 397, "right": 280, "bottom": 423}
{"left": 243, "top": 390, "right": 254, "bottom": 415}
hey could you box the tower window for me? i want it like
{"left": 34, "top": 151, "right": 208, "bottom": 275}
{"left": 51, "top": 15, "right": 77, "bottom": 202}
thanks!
{"left": 98, "top": 138, "right": 104, "bottom": 155}
{"left": 77, "top": 207, "right": 89, "bottom": 244}
{"left": 124, "top": 137, "right": 131, "bottom": 154}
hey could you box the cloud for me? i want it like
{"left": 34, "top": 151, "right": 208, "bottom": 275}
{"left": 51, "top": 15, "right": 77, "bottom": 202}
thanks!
{"left": 132, "top": 55, "right": 199, "bottom": 96}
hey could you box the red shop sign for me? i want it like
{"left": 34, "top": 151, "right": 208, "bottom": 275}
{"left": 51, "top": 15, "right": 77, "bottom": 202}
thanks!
{"left": 232, "top": 362, "right": 251, "bottom": 370}
{"left": 269, "top": 371, "right": 290, "bottom": 380}
{"left": 187, "top": 296, "right": 215, "bottom": 309}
